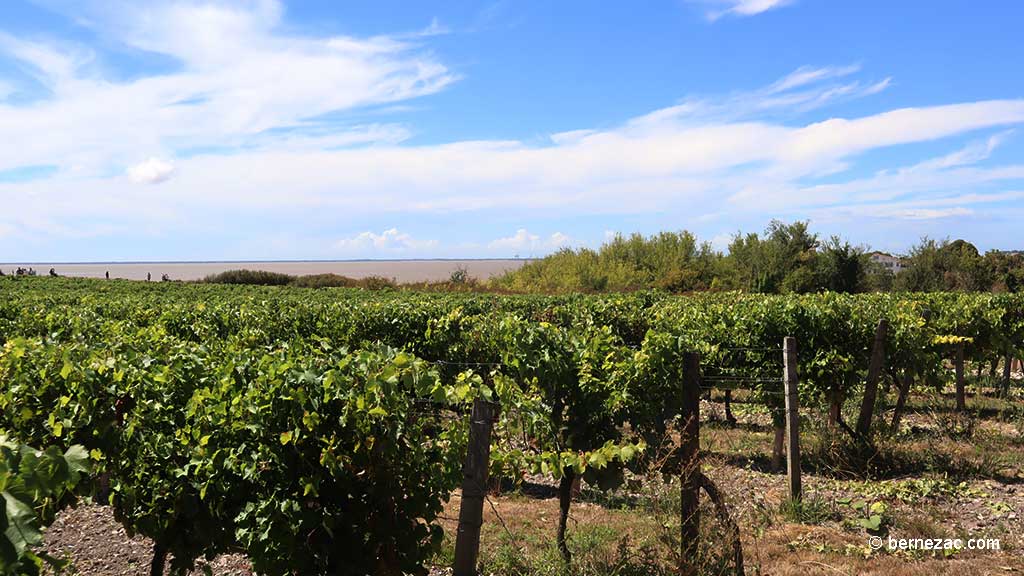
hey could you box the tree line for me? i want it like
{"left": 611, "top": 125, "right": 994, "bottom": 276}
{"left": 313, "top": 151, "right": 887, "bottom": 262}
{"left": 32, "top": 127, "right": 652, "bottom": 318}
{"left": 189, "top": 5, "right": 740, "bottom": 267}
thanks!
{"left": 493, "top": 220, "right": 1024, "bottom": 294}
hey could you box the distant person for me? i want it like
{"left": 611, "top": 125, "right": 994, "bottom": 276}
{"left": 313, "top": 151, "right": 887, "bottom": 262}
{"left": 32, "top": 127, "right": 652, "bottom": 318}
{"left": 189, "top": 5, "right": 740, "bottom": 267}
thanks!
{"left": 49, "top": 268, "right": 57, "bottom": 277}
{"left": 147, "top": 272, "right": 151, "bottom": 282}
{"left": 105, "top": 270, "right": 110, "bottom": 280}
{"left": 162, "top": 273, "right": 170, "bottom": 282}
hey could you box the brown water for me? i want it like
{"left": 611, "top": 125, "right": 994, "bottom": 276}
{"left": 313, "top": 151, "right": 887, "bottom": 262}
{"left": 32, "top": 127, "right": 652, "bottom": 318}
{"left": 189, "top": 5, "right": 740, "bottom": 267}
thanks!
{"left": 1, "top": 260, "right": 529, "bottom": 283}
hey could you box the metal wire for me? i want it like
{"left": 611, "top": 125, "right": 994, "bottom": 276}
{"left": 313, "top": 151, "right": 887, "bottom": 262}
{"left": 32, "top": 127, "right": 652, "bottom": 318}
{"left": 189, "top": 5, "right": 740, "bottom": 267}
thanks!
{"left": 428, "top": 359, "right": 506, "bottom": 368}
{"left": 702, "top": 377, "right": 781, "bottom": 383}
{"left": 718, "top": 346, "right": 783, "bottom": 352}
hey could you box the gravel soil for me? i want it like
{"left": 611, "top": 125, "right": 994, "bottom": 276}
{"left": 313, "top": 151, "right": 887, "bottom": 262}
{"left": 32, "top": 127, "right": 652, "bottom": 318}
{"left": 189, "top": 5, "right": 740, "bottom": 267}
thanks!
{"left": 42, "top": 505, "right": 253, "bottom": 576}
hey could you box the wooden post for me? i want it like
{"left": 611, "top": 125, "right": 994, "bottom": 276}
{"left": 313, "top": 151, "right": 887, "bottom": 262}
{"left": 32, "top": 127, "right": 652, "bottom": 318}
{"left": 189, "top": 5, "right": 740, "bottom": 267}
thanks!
{"left": 827, "top": 382, "right": 842, "bottom": 430}
{"left": 453, "top": 399, "right": 499, "bottom": 576}
{"left": 955, "top": 343, "right": 966, "bottom": 412}
{"left": 891, "top": 369, "right": 912, "bottom": 432}
{"left": 723, "top": 389, "right": 736, "bottom": 427}
{"left": 770, "top": 426, "right": 784, "bottom": 472}
{"left": 679, "top": 352, "right": 701, "bottom": 576}
{"left": 856, "top": 319, "right": 889, "bottom": 437}
{"left": 783, "top": 337, "right": 801, "bottom": 502}
{"left": 1002, "top": 353, "right": 1012, "bottom": 397}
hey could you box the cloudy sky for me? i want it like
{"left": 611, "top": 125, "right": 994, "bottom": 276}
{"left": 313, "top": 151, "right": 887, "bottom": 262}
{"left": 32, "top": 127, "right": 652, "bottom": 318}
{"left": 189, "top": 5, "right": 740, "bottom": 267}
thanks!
{"left": 1, "top": 0, "right": 1022, "bottom": 261}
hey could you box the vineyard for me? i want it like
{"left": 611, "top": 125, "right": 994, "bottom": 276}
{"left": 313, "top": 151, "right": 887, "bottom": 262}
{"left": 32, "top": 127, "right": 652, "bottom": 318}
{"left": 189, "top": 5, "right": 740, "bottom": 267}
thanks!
{"left": 1, "top": 277, "right": 1023, "bottom": 575}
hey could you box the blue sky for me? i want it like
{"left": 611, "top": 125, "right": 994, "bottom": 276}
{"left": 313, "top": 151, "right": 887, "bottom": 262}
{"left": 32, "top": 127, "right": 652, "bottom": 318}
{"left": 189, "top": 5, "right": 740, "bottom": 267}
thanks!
{"left": 1, "top": 0, "right": 1023, "bottom": 262}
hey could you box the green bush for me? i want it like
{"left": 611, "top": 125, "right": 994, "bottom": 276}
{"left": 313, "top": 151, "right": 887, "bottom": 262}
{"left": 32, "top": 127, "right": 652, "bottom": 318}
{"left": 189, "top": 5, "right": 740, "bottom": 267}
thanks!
{"left": 202, "top": 269, "right": 293, "bottom": 286}
{"left": 288, "top": 273, "right": 393, "bottom": 289}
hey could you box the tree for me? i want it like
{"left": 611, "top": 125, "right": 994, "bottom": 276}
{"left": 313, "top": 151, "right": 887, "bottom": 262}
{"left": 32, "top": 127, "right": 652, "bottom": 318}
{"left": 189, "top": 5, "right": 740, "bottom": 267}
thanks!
{"left": 984, "top": 250, "right": 1024, "bottom": 292}
{"left": 897, "top": 238, "right": 991, "bottom": 292}
{"left": 815, "top": 236, "right": 869, "bottom": 293}
{"left": 723, "top": 220, "right": 821, "bottom": 293}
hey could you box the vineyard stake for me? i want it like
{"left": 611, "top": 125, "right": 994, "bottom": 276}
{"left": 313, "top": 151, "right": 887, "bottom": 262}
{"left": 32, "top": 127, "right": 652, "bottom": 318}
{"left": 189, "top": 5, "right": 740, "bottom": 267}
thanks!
{"left": 955, "top": 343, "right": 966, "bottom": 411}
{"left": 856, "top": 319, "right": 889, "bottom": 438}
{"left": 453, "top": 398, "right": 499, "bottom": 576}
{"left": 783, "top": 337, "right": 801, "bottom": 502}
{"left": 1002, "top": 352, "right": 1012, "bottom": 397}
{"left": 891, "top": 369, "right": 913, "bottom": 432}
{"left": 679, "top": 352, "right": 701, "bottom": 576}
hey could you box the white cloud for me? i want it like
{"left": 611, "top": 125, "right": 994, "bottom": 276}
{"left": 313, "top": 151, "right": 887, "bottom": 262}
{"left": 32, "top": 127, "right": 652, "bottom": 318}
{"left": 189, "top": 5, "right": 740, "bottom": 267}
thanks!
{"left": 627, "top": 64, "right": 889, "bottom": 124}
{"left": 891, "top": 208, "right": 973, "bottom": 220}
{"left": 415, "top": 17, "right": 450, "bottom": 37}
{"left": 1, "top": 13, "right": 1023, "bottom": 259}
{"left": 768, "top": 65, "right": 861, "bottom": 94}
{"left": 692, "top": 0, "right": 795, "bottom": 21}
{"left": 0, "top": 0, "right": 453, "bottom": 176}
{"left": 334, "top": 228, "right": 438, "bottom": 254}
{"left": 489, "top": 229, "right": 539, "bottom": 251}
{"left": 549, "top": 232, "right": 572, "bottom": 247}
{"left": 489, "top": 229, "right": 571, "bottom": 253}
{"left": 835, "top": 206, "right": 975, "bottom": 221}
{"left": 709, "top": 233, "right": 733, "bottom": 252}
{"left": 911, "top": 130, "right": 1010, "bottom": 172}
{"left": 127, "top": 158, "right": 175, "bottom": 184}
{"left": 730, "top": 131, "right": 1023, "bottom": 213}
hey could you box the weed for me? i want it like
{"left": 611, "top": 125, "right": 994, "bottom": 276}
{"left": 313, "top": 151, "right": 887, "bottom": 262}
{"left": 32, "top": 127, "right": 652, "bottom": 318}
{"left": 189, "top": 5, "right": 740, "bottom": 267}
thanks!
{"left": 778, "top": 496, "right": 837, "bottom": 525}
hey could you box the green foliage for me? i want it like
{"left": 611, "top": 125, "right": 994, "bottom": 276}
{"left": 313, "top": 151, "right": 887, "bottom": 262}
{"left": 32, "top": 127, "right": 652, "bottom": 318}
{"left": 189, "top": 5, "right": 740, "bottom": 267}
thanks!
{"left": 840, "top": 499, "right": 891, "bottom": 535}
{"left": 494, "top": 231, "right": 717, "bottom": 293}
{"left": 203, "top": 269, "right": 397, "bottom": 290}
{"left": 449, "top": 265, "right": 471, "bottom": 284}
{"left": 202, "top": 269, "right": 293, "bottom": 286}
{"left": 0, "top": 436, "right": 89, "bottom": 575}
{"left": 778, "top": 496, "right": 835, "bottom": 525}
{"left": 0, "top": 277, "right": 1022, "bottom": 573}
{"left": 496, "top": 221, "right": 878, "bottom": 295}
{"left": 896, "top": 238, "right": 996, "bottom": 292}
{"left": 289, "top": 274, "right": 396, "bottom": 289}
{"left": 219, "top": 347, "right": 479, "bottom": 575}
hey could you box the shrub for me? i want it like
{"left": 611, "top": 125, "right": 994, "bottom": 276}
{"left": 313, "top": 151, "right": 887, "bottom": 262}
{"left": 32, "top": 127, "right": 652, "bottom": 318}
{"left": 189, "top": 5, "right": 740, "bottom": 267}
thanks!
{"left": 202, "top": 269, "right": 293, "bottom": 286}
{"left": 288, "top": 273, "right": 361, "bottom": 288}
{"left": 449, "top": 266, "right": 471, "bottom": 284}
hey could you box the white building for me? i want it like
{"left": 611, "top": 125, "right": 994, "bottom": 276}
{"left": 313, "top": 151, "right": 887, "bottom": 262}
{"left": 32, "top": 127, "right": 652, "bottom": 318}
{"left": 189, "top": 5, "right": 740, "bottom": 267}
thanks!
{"left": 869, "top": 252, "right": 906, "bottom": 274}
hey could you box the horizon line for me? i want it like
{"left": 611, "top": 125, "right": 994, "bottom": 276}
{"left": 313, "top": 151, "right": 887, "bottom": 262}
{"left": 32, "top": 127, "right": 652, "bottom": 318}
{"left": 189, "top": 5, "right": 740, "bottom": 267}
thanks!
{"left": 0, "top": 258, "right": 535, "bottom": 266}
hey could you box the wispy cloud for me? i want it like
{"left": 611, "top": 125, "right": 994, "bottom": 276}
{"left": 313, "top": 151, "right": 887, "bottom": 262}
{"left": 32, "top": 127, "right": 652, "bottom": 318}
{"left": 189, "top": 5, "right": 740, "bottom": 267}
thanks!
{"left": 0, "top": 0, "right": 453, "bottom": 176}
{"left": 1, "top": 3, "right": 1023, "bottom": 258}
{"left": 4, "top": 57, "right": 1024, "bottom": 251}
{"left": 627, "top": 64, "right": 890, "bottom": 124}
{"left": 690, "top": 0, "right": 795, "bottom": 21}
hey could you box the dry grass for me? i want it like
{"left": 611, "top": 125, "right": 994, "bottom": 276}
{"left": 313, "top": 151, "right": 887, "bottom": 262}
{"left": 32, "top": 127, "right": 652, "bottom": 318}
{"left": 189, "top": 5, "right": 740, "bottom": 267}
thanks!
{"left": 431, "top": 386, "right": 1024, "bottom": 575}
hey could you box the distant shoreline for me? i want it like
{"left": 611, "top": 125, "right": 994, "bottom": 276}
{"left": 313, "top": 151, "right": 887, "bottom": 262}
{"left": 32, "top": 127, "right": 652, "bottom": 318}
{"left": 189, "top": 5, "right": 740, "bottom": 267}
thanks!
{"left": 0, "top": 258, "right": 532, "bottom": 265}
{"left": 1, "top": 259, "right": 532, "bottom": 283}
